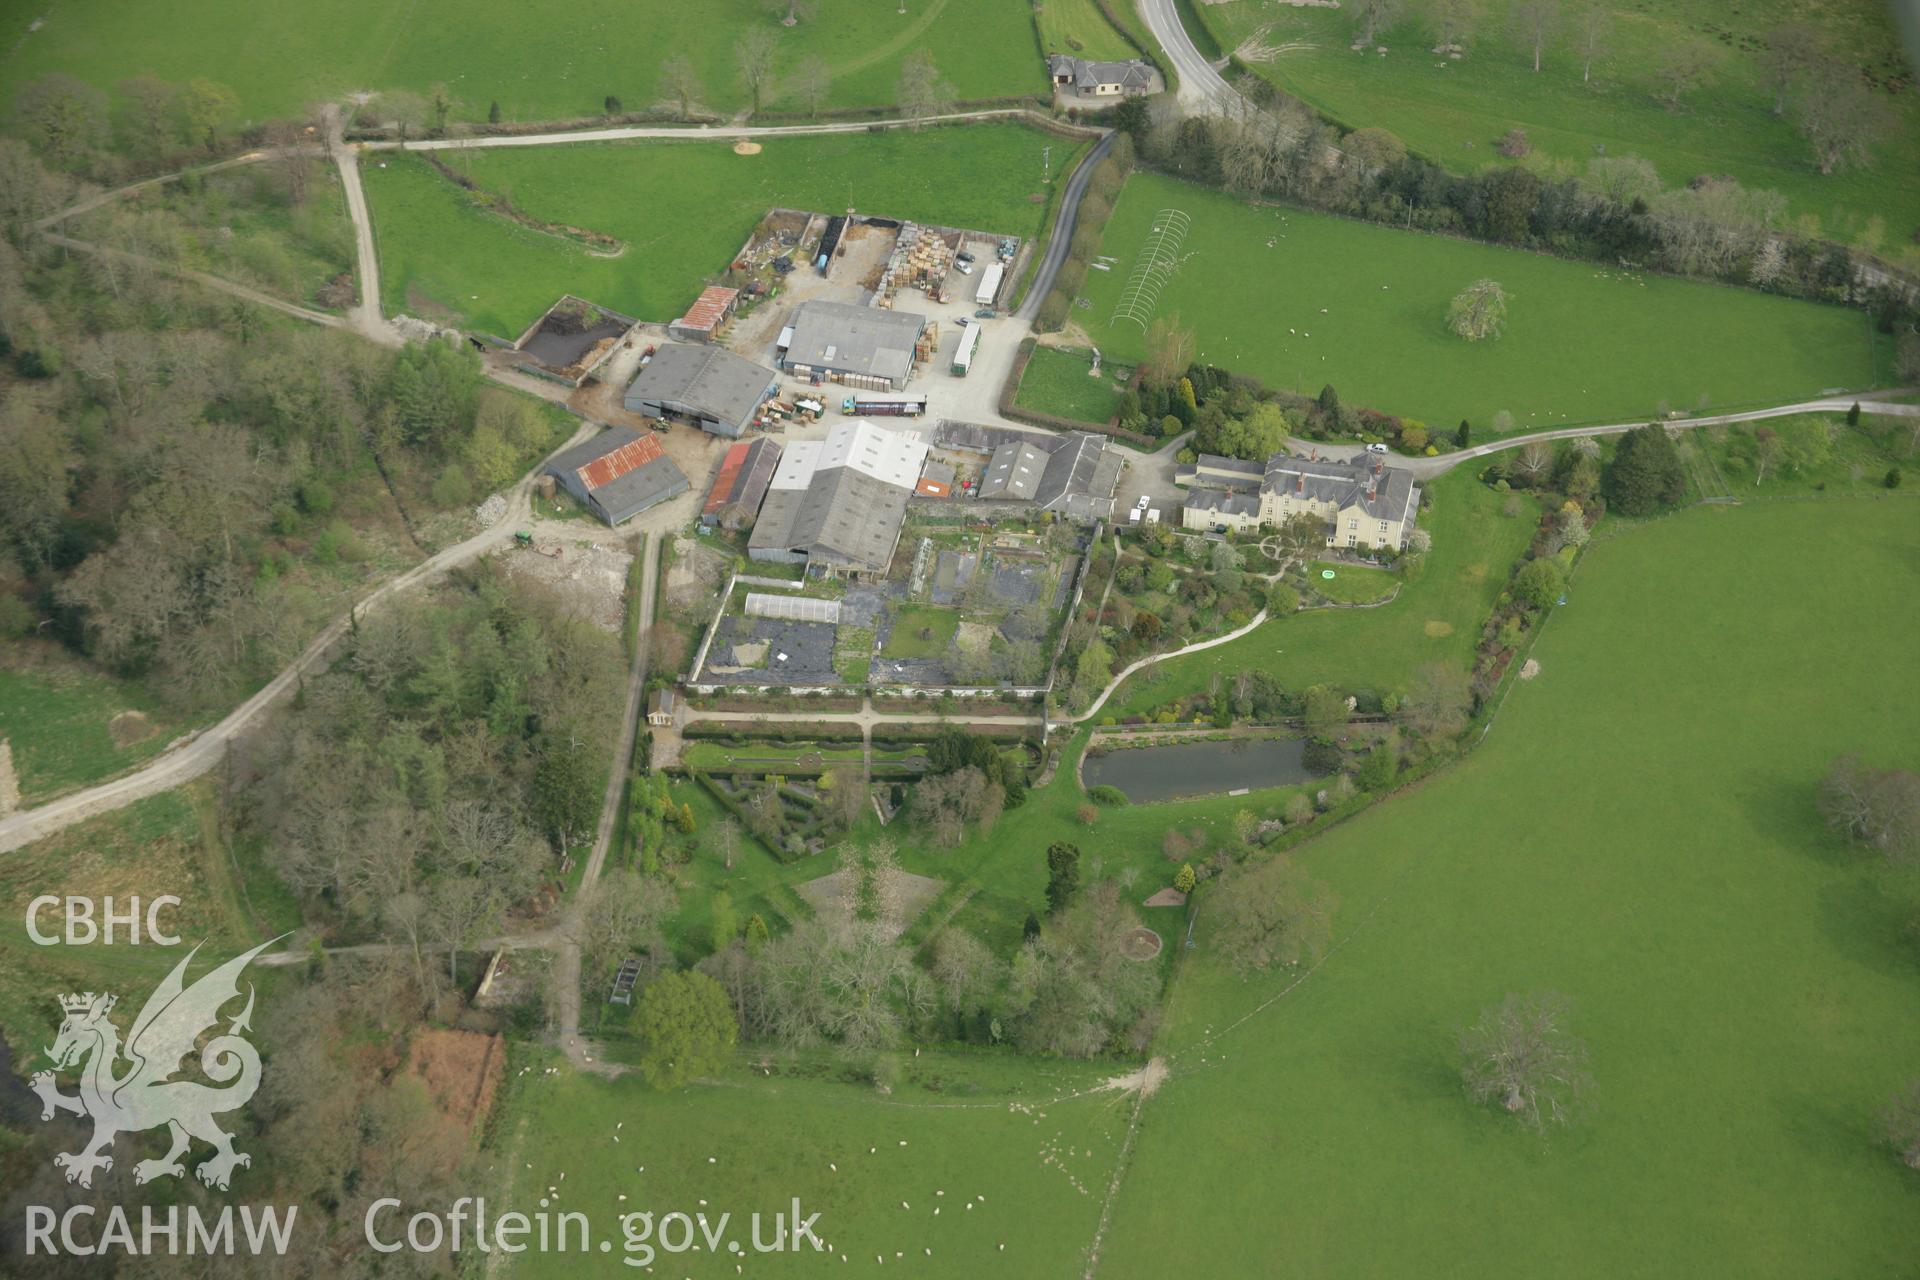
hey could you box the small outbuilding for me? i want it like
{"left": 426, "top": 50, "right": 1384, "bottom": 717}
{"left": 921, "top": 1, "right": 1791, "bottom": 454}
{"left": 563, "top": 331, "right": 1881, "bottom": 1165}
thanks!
{"left": 544, "top": 427, "right": 689, "bottom": 526}
{"left": 646, "top": 688, "right": 677, "bottom": 727}
{"left": 667, "top": 285, "right": 739, "bottom": 343}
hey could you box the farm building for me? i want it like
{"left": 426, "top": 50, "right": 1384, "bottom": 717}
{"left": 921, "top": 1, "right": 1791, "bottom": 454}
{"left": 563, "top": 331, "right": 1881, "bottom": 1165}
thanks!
{"left": 667, "top": 285, "right": 739, "bottom": 343}
{"left": 1179, "top": 452, "right": 1421, "bottom": 549}
{"left": 544, "top": 427, "right": 690, "bottom": 526}
{"left": 623, "top": 343, "right": 779, "bottom": 438}
{"left": 701, "top": 436, "right": 783, "bottom": 530}
{"left": 932, "top": 425, "right": 1121, "bottom": 521}
{"left": 779, "top": 300, "right": 929, "bottom": 391}
{"left": 978, "top": 440, "right": 1050, "bottom": 501}
{"left": 748, "top": 420, "right": 929, "bottom": 578}
{"left": 1046, "top": 55, "right": 1157, "bottom": 98}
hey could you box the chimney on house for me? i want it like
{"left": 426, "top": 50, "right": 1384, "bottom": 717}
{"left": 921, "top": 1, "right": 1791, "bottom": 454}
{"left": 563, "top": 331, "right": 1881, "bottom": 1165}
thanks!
{"left": 1367, "top": 483, "right": 1377, "bottom": 503}
{"left": 1296, "top": 472, "right": 1304, "bottom": 495}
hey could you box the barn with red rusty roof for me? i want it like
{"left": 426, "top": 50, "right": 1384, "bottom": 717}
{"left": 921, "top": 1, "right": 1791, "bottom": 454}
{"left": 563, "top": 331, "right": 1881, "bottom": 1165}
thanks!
{"left": 701, "top": 436, "right": 782, "bottom": 531}
{"left": 544, "top": 427, "right": 689, "bottom": 526}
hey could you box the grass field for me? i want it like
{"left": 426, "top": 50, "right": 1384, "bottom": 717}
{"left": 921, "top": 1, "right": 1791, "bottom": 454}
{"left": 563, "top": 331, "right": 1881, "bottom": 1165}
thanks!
{"left": 1078, "top": 172, "right": 1886, "bottom": 432}
{"left": 1035, "top": 0, "right": 1139, "bottom": 62}
{"left": 0, "top": 782, "right": 302, "bottom": 1064}
{"left": 494, "top": 1048, "right": 1132, "bottom": 1278}
{"left": 1014, "top": 344, "right": 1127, "bottom": 424}
{"left": 882, "top": 606, "right": 960, "bottom": 658}
{"left": 2, "top": 0, "right": 1043, "bottom": 127}
{"left": 0, "top": 645, "right": 190, "bottom": 805}
{"left": 1108, "top": 468, "right": 1538, "bottom": 718}
{"left": 1193, "top": 0, "right": 1920, "bottom": 259}
{"left": 1096, "top": 493, "right": 1920, "bottom": 1276}
{"left": 365, "top": 126, "right": 1081, "bottom": 336}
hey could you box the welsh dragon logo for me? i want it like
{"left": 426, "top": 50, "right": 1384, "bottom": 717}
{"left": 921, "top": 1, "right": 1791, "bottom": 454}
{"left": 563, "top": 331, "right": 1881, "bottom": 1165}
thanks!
{"left": 30, "top": 937, "right": 282, "bottom": 1191}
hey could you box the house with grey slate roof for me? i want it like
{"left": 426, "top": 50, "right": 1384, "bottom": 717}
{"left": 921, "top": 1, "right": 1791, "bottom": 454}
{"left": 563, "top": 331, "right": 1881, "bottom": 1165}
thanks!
{"left": 1178, "top": 451, "right": 1421, "bottom": 550}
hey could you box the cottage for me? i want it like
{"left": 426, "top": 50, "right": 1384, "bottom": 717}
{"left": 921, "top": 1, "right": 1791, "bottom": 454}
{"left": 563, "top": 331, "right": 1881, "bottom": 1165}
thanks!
{"left": 1047, "top": 54, "right": 1157, "bottom": 99}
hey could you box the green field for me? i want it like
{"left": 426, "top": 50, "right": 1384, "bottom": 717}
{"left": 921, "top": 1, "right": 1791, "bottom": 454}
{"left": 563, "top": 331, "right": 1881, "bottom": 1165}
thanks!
{"left": 0, "top": 782, "right": 301, "bottom": 1063}
{"left": 0, "top": 647, "right": 190, "bottom": 805}
{"left": 1014, "top": 344, "right": 1128, "bottom": 424}
{"left": 1078, "top": 172, "right": 1885, "bottom": 432}
{"left": 2, "top": 0, "right": 1043, "bottom": 127}
{"left": 1097, "top": 493, "right": 1920, "bottom": 1276}
{"left": 1108, "top": 469, "right": 1538, "bottom": 718}
{"left": 1035, "top": 0, "right": 1139, "bottom": 62}
{"left": 365, "top": 126, "right": 1080, "bottom": 336}
{"left": 1192, "top": 0, "right": 1920, "bottom": 259}
{"left": 495, "top": 1049, "right": 1132, "bottom": 1279}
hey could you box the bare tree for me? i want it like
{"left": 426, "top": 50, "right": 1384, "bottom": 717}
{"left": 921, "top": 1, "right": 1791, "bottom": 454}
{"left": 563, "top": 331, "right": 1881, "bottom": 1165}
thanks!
{"left": 1398, "top": 661, "right": 1472, "bottom": 738}
{"left": 1209, "top": 853, "right": 1337, "bottom": 976}
{"left": 1792, "top": 72, "right": 1893, "bottom": 175}
{"left": 1570, "top": 2, "right": 1609, "bottom": 82}
{"left": 1426, "top": 0, "right": 1478, "bottom": 53}
{"left": 765, "top": 0, "right": 817, "bottom": 24}
{"left": 823, "top": 763, "right": 869, "bottom": 831}
{"left": 718, "top": 815, "right": 739, "bottom": 870}
{"left": 1351, "top": 0, "right": 1405, "bottom": 46}
{"left": 1818, "top": 755, "right": 1920, "bottom": 862}
{"left": 1759, "top": 22, "right": 1823, "bottom": 116}
{"left": 1511, "top": 439, "right": 1554, "bottom": 486}
{"left": 1458, "top": 991, "right": 1592, "bottom": 1130}
{"left": 929, "top": 929, "right": 1002, "bottom": 1034}
{"left": 897, "top": 49, "right": 956, "bottom": 129}
{"left": 788, "top": 54, "right": 834, "bottom": 117}
{"left": 735, "top": 28, "right": 781, "bottom": 115}
{"left": 1141, "top": 311, "right": 1197, "bottom": 386}
{"left": 1878, "top": 1080, "right": 1920, "bottom": 1171}
{"left": 659, "top": 54, "right": 705, "bottom": 121}
{"left": 575, "top": 868, "right": 678, "bottom": 988}
{"left": 1652, "top": 40, "right": 1717, "bottom": 111}
{"left": 1511, "top": 0, "right": 1559, "bottom": 72}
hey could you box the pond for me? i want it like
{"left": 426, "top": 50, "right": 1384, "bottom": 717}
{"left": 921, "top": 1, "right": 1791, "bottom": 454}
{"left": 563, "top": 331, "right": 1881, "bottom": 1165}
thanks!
{"left": 1082, "top": 737, "right": 1323, "bottom": 803}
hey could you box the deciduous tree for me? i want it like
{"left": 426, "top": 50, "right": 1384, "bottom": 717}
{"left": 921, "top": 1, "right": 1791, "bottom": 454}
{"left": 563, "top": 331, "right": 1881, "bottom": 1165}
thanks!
{"left": 1210, "top": 853, "right": 1335, "bottom": 974}
{"left": 1818, "top": 755, "right": 1920, "bottom": 862}
{"left": 659, "top": 55, "right": 705, "bottom": 120}
{"left": 1446, "top": 278, "right": 1508, "bottom": 340}
{"left": 735, "top": 28, "right": 781, "bottom": 115}
{"left": 1458, "top": 990, "right": 1591, "bottom": 1130}
{"left": 1511, "top": 0, "right": 1558, "bottom": 72}
{"left": 898, "top": 50, "right": 956, "bottom": 128}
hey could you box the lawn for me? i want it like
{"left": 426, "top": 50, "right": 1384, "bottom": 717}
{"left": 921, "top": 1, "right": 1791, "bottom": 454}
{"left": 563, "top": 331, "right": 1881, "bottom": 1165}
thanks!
{"left": 1107, "top": 468, "right": 1538, "bottom": 718}
{"left": 1035, "top": 0, "right": 1139, "bottom": 62}
{"left": 2, "top": 0, "right": 1043, "bottom": 127}
{"left": 1191, "top": 0, "right": 1920, "bottom": 259}
{"left": 491, "top": 1047, "right": 1132, "bottom": 1279}
{"left": 1305, "top": 559, "right": 1399, "bottom": 604}
{"left": 365, "top": 126, "right": 1082, "bottom": 336}
{"left": 881, "top": 606, "right": 960, "bottom": 659}
{"left": 1095, "top": 493, "right": 1920, "bottom": 1277}
{"left": 0, "top": 644, "right": 191, "bottom": 805}
{"left": 1076, "top": 171, "right": 1886, "bottom": 432}
{"left": 1014, "top": 344, "right": 1127, "bottom": 425}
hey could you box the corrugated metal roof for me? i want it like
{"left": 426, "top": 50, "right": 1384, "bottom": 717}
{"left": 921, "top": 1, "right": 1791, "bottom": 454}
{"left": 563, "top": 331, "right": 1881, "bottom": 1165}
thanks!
{"left": 674, "top": 285, "right": 738, "bottom": 333}
{"left": 705, "top": 442, "right": 750, "bottom": 516}
{"left": 577, "top": 432, "right": 665, "bottom": 491}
